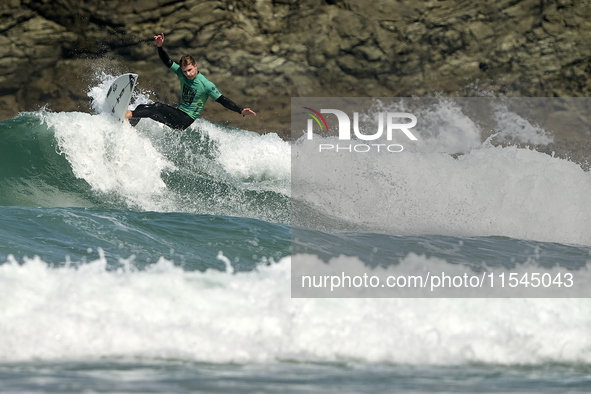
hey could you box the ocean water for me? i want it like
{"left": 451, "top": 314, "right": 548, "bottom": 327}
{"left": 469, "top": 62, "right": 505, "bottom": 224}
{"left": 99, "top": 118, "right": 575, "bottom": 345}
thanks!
{"left": 0, "top": 78, "right": 590, "bottom": 392}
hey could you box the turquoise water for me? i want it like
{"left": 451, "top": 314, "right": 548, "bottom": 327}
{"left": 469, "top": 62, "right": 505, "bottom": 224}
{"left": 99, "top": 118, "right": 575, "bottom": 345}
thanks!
{"left": 1, "top": 361, "right": 590, "bottom": 393}
{"left": 0, "top": 206, "right": 290, "bottom": 272}
{"left": 1, "top": 89, "right": 591, "bottom": 392}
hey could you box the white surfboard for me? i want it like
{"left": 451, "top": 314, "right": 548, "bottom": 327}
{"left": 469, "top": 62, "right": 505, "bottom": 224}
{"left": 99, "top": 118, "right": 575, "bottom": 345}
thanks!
{"left": 104, "top": 73, "right": 138, "bottom": 122}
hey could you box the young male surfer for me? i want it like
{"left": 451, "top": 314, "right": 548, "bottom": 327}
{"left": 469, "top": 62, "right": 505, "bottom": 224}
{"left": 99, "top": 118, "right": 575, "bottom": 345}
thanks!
{"left": 125, "top": 32, "right": 256, "bottom": 129}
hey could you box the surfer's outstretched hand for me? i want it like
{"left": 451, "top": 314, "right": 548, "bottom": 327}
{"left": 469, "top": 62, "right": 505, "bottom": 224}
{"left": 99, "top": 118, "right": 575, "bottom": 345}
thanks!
{"left": 154, "top": 33, "right": 164, "bottom": 47}
{"left": 241, "top": 108, "right": 256, "bottom": 117}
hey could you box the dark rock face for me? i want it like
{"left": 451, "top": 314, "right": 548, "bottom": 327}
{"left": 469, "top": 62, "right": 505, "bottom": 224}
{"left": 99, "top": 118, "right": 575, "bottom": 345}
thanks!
{"left": 1, "top": 0, "right": 590, "bottom": 137}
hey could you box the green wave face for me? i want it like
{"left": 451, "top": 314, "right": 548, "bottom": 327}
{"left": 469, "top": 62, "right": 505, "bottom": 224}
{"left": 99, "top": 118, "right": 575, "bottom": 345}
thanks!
{"left": 0, "top": 114, "right": 95, "bottom": 207}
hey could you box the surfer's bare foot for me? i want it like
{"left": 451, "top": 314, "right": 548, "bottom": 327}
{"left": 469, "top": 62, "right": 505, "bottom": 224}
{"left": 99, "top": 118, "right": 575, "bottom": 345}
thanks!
{"left": 125, "top": 110, "right": 132, "bottom": 120}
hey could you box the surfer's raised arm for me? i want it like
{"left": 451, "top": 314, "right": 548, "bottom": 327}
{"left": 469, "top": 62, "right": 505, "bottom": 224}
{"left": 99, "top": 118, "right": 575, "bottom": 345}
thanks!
{"left": 154, "top": 33, "right": 173, "bottom": 68}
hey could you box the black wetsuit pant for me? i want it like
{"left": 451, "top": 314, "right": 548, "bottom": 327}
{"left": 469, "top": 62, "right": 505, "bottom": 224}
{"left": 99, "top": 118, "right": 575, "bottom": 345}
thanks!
{"left": 130, "top": 103, "right": 194, "bottom": 130}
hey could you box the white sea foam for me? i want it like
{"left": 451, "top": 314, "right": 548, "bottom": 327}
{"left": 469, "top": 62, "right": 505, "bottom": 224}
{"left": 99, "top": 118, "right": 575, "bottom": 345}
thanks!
{"left": 493, "top": 104, "right": 554, "bottom": 145}
{"left": 0, "top": 254, "right": 589, "bottom": 365}
{"left": 293, "top": 99, "right": 591, "bottom": 246}
{"left": 363, "top": 99, "right": 483, "bottom": 154}
{"left": 364, "top": 98, "right": 554, "bottom": 153}
{"left": 197, "top": 120, "right": 291, "bottom": 184}
{"left": 44, "top": 111, "right": 173, "bottom": 211}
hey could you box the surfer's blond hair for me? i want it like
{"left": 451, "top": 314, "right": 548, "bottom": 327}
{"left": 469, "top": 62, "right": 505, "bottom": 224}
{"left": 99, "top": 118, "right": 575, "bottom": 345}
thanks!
{"left": 180, "top": 55, "right": 196, "bottom": 67}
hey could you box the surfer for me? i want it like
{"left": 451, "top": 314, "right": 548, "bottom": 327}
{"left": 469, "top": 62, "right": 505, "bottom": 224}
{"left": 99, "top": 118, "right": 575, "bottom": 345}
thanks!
{"left": 125, "top": 32, "right": 256, "bottom": 130}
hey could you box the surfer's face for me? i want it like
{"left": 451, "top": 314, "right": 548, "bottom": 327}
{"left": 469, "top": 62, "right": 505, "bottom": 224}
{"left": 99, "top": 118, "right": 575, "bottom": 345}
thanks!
{"left": 181, "top": 63, "right": 198, "bottom": 80}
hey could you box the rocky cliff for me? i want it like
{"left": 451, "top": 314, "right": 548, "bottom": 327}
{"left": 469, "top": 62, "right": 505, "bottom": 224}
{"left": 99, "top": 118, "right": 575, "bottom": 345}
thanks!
{"left": 1, "top": 0, "right": 590, "bottom": 138}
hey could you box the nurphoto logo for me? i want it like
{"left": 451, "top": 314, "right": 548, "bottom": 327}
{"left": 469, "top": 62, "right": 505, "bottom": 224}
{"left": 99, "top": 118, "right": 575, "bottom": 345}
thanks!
{"left": 303, "top": 107, "right": 418, "bottom": 153}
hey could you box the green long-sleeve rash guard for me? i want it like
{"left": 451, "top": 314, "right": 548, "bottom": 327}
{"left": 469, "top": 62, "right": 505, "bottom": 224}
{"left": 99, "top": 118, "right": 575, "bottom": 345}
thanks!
{"left": 158, "top": 46, "right": 243, "bottom": 119}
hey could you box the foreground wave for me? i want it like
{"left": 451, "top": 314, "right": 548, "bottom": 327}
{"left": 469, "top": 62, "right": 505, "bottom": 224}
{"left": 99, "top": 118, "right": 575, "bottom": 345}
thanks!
{"left": 1, "top": 254, "right": 590, "bottom": 366}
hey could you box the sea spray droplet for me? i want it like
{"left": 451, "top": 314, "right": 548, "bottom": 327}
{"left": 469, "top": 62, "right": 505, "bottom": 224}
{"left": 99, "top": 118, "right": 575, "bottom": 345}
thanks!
{"left": 217, "top": 251, "right": 234, "bottom": 274}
